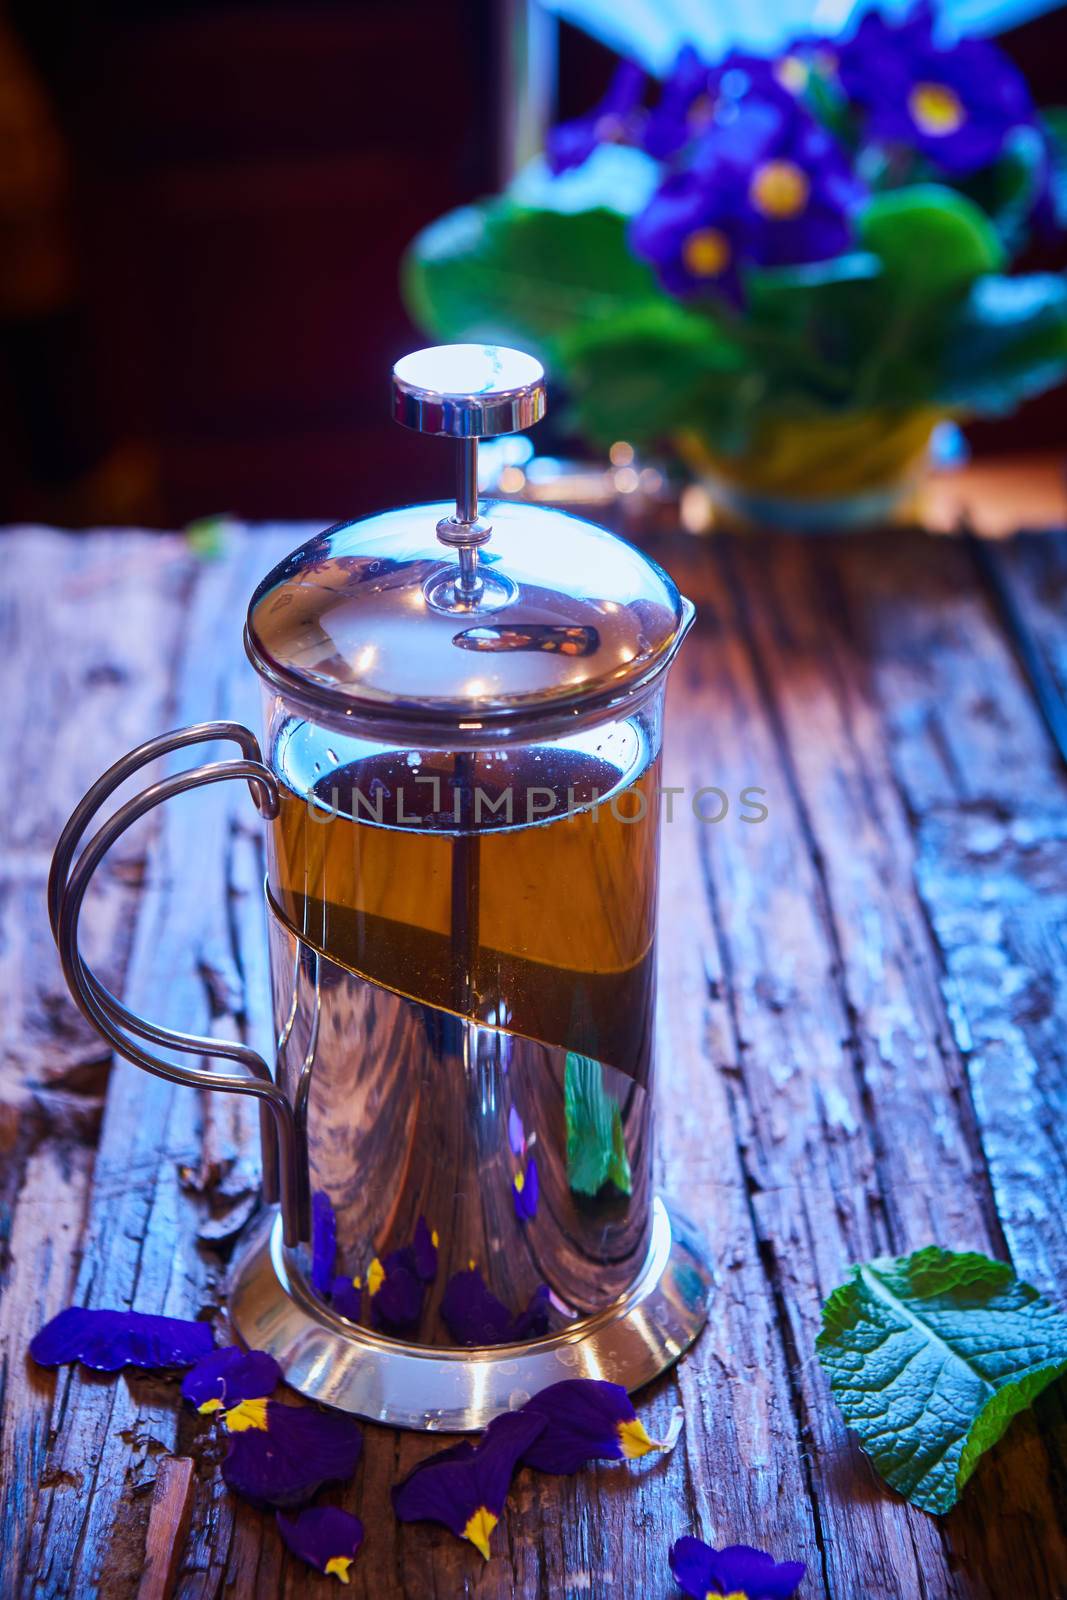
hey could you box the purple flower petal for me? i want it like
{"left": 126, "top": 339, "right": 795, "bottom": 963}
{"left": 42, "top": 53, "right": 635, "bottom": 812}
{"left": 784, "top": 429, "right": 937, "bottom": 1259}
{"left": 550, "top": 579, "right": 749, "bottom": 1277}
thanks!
{"left": 547, "top": 60, "right": 645, "bottom": 175}
{"left": 671, "top": 1537, "right": 717, "bottom": 1599}
{"left": 330, "top": 1274, "right": 363, "bottom": 1321}
{"left": 30, "top": 1307, "right": 213, "bottom": 1372}
{"left": 311, "top": 1192, "right": 337, "bottom": 1296}
{"left": 276, "top": 1506, "right": 365, "bottom": 1582}
{"left": 512, "top": 1156, "right": 539, "bottom": 1222}
{"left": 221, "top": 1398, "right": 363, "bottom": 1507}
{"left": 441, "top": 1268, "right": 550, "bottom": 1346}
{"left": 507, "top": 1106, "right": 525, "bottom": 1156}
{"left": 392, "top": 1410, "right": 547, "bottom": 1560}
{"left": 517, "top": 1379, "right": 668, "bottom": 1472}
{"left": 181, "top": 1346, "right": 281, "bottom": 1412}
{"left": 670, "top": 1536, "right": 806, "bottom": 1599}
{"left": 370, "top": 1254, "right": 424, "bottom": 1334}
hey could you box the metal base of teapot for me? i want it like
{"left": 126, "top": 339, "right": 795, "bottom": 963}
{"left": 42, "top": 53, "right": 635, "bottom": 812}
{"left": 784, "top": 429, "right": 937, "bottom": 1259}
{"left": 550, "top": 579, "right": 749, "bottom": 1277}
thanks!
{"left": 228, "top": 1196, "right": 712, "bottom": 1431}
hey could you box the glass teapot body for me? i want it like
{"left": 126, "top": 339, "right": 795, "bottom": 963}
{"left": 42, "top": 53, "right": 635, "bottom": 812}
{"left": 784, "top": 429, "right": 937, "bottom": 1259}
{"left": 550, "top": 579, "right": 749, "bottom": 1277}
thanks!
{"left": 260, "top": 669, "right": 666, "bottom": 1341}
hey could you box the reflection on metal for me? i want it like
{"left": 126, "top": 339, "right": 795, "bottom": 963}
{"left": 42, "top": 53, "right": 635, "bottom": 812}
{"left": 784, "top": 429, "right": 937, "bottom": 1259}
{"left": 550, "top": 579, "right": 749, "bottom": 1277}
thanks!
{"left": 229, "top": 1198, "right": 712, "bottom": 1431}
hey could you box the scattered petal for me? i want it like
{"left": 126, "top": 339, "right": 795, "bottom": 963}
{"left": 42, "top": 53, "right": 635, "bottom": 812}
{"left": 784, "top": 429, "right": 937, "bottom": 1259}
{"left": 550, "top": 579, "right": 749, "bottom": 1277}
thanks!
{"left": 181, "top": 1346, "right": 281, "bottom": 1413}
{"left": 222, "top": 1398, "right": 363, "bottom": 1507}
{"left": 311, "top": 1192, "right": 338, "bottom": 1296}
{"left": 441, "top": 1268, "right": 550, "bottom": 1346}
{"left": 512, "top": 1157, "right": 539, "bottom": 1222}
{"left": 392, "top": 1410, "right": 547, "bottom": 1560}
{"left": 30, "top": 1307, "right": 213, "bottom": 1372}
{"left": 276, "top": 1506, "right": 365, "bottom": 1582}
{"left": 518, "top": 1379, "right": 675, "bottom": 1473}
{"left": 670, "top": 1536, "right": 806, "bottom": 1600}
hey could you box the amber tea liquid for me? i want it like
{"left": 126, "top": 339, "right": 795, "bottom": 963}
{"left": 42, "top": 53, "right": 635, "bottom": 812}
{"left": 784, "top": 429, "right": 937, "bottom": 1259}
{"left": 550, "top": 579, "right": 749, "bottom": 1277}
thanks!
{"left": 265, "top": 716, "right": 660, "bottom": 1083}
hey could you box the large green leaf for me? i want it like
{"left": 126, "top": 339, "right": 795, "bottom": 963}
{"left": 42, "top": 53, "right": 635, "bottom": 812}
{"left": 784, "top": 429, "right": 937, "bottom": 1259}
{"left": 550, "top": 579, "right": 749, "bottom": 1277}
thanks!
{"left": 557, "top": 299, "right": 750, "bottom": 447}
{"left": 506, "top": 144, "right": 660, "bottom": 217}
{"left": 858, "top": 186, "right": 1006, "bottom": 303}
{"left": 817, "top": 1247, "right": 1067, "bottom": 1514}
{"left": 402, "top": 197, "right": 662, "bottom": 364}
{"left": 936, "top": 272, "right": 1067, "bottom": 413}
{"left": 564, "top": 1052, "right": 632, "bottom": 1197}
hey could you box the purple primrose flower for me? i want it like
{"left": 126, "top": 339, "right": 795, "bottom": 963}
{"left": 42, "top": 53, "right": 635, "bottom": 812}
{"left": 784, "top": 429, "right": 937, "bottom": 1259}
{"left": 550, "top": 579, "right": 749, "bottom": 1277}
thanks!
{"left": 517, "top": 1378, "right": 672, "bottom": 1472}
{"left": 547, "top": 61, "right": 645, "bottom": 174}
{"left": 512, "top": 1156, "right": 539, "bottom": 1222}
{"left": 670, "top": 1537, "right": 806, "bottom": 1600}
{"left": 276, "top": 1506, "right": 365, "bottom": 1583}
{"left": 392, "top": 1409, "right": 548, "bottom": 1560}
{"left": 837, "top": 5, "right": 1034, "bottom": 174}
{"left": 630, "top": 95, "right": 861, "bottom": 302}
{"left": 30, "top": 1307, "right": 213, "bottom": 1372}
{"left": 311, "top": 1191, "right": 338, "bottom": 1297}
{"left": 330, "top": 1273, "right": 364, "bottom": 1322}
{"left": 181, "top": 1345, "right": 281, "bottom": 1413}
{"left": 220, "top": 1397, "right": 363, "bottom": 1507}
{"left": 441, "top": 1266, "right": 550, "bottom": 1346}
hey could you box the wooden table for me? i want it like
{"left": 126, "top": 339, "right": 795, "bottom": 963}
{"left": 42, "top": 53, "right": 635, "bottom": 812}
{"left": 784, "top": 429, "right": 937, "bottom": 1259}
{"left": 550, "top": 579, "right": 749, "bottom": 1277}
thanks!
{"left": 2, "top": 507, "right": 1066, "bottom": 1599}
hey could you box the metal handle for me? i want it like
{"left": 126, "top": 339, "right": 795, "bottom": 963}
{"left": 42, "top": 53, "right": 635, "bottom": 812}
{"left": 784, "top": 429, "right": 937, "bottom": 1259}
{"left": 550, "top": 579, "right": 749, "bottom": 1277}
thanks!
{"left": 49, "top": 722, "right": 304, "bottom": 1246}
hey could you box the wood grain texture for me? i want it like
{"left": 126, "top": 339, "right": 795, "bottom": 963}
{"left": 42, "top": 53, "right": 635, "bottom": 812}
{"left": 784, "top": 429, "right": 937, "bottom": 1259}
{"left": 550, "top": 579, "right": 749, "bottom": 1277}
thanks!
{"left": 1, "top": 511, "right": 1065, "bottom": 1600}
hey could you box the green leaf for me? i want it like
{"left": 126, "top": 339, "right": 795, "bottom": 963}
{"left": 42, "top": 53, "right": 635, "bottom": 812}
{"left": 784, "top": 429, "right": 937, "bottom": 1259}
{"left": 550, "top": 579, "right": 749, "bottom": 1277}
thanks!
{"left": 936, "top": 272, "right": 1067, "bottom": 413}
{"left": 817, "top": 1247, "right": 1067, "bottom": 1514}
{"left": 556, "top": 299, "right": 750, "bottom": 448}
{"left": 858, "top": 185, "right": 1006, "bottom": 303}
{"left": 402, "top": 197, "right": 662, "bottom": 365}
{"left": 564, "top": 1052, "right": 632, "bottom": 1197}
{"left": 506, "top": 144, "right": 660, "bottom": 217}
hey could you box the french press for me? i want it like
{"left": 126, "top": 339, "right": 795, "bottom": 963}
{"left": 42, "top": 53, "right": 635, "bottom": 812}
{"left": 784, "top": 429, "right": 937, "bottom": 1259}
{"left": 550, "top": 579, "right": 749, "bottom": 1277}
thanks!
{"left": 50, "top": 345, "right": 712, "bottom": 1430}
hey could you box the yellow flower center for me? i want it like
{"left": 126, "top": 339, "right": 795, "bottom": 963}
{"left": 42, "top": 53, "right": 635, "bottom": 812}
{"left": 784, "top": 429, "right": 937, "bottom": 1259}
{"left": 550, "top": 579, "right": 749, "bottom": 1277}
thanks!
{"left": 197, "top": 1397, "right": 223, "bottom": 1415}
{"left": 324, "top": 1555, "right": 353, "bottom": 1583}
{"left": 514, "top": 1169, "right": 526, "bottom": 1194}
{"left": 749, "top": 159, "right": 810, "bottom": 219}
{"left": 463, "top": 1506, "right": 498, "bottom": 1561}
{"left": 909, "top": 81, "right": 966, "bottom": 136}
{"left": 222, "top": 1397, "right": 269, "bottom": 1433}
{"left": 617, "top": 1417, "right": 663, "bottom": 1458}
{"left": 775, "top": 54, "right": 810, "bottom": 93}
{"left": 682, "top": 227, "right": 732, "bottom": 278}
{"left": 367, "top": 1257, "right": 385, "bottom": 1296}
{"left": 431, "top": 1228, "right": 440, "bottom": 1248}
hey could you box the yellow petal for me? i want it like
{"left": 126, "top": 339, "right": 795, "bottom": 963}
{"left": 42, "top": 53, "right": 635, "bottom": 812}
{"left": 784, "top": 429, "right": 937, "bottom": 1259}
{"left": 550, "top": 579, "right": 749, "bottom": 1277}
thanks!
{"left": 617, "top": 1417, "right": 663, "bottom": 1459}
{"left": 197, "top": 1398, "right": 223, "bottom": 1415}
{"left": 431, "top": 1229, "right": 440, "bottom": 1249}
{"left": 324, "top": 1556, "right": 352, "bottom": 1583}
{"left": 463, "top": 1506, "right": 498, "bottom": 1562}
{"left": 367, "top": 1257, "right": 385, "bottom": 1296}
{"left": 223, "top": 1397, "right": 269, "bottom": 1433}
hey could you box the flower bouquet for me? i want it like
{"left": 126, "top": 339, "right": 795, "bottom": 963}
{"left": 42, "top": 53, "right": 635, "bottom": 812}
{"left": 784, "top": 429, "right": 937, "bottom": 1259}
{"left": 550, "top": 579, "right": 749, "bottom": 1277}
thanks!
{"left": 404, "top": 6, "right": 1067, "bottom": 530}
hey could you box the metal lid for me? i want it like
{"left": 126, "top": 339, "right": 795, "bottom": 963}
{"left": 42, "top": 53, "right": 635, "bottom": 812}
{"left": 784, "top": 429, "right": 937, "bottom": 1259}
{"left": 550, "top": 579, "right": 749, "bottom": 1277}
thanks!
{"left": 244, "top": 343, "right": 692, "bottom": 742}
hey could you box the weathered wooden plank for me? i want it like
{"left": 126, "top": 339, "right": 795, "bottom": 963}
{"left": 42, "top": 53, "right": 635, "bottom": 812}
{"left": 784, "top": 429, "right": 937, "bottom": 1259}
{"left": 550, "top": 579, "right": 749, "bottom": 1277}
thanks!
{"left": 138, "top": 1456, "right": 196, "bottom": 1600}
{"left": 723, "top": 531, "right": 1067, "bottom": 1595}
{"left": 658, "top": 535, "right": 968, "bottom": 1600}
{"left": 0, "top": 528, "right": 196, "bottom": 1600}
{"left": 21, "top": 530, "right": 292, "bottom": 1599}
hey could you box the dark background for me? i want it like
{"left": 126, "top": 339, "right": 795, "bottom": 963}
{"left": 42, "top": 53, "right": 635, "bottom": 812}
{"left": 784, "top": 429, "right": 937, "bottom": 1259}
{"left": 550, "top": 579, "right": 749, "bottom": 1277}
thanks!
{"left": 1, "top": 0, "right": 1064, "bottom": 529}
